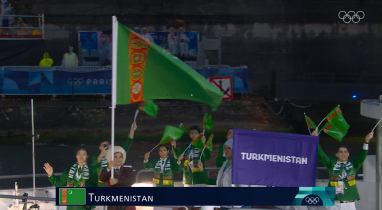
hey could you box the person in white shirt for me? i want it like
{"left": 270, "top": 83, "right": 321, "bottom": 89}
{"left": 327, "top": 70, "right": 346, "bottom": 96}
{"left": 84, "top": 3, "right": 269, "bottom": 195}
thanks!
{"left": 62, "top": 46, "right": 79, "bottom": 67}
{"left": 141, "top": 27, "right": 154, "bottom": 42}
{"left": 178, "top": 27, "right": 190, "bottom": 58}
{"left": 167, "top": 27, "right": 178, "bottom": 56}
{"left": 199, "top": 139, "right": 235, "bottom": 210}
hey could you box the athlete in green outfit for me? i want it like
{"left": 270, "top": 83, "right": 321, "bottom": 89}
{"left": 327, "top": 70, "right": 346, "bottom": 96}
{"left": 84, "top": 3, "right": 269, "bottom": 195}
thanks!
{"left": 44, "top": 148, "right": 97, "bottom": 210}
{"left": 172, "top": 125, "right": 210, "bottom": 186}
{"left": 312, "top": 130, "right": 374, "bottom": 210}
{"left": 144, "top": 145, "right": 183, "bottom": 187}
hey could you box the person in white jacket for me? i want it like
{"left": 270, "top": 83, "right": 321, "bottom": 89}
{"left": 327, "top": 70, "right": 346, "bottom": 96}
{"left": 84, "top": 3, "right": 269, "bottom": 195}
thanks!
{"left": 141, "top": 28, "right": 154, "bottom": 42}
{"left": 199, "top": 139, "right": 234, "bottom": 210}
{"left": 178, "top": 27, "right": 190, "bottom": 58}
{"left": 167, "top": 27, "right": 178, "bottom": 55}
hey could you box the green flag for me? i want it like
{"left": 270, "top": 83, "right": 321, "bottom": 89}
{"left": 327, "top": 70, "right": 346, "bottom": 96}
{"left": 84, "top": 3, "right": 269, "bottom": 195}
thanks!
{"left": 205, "top": 134, "right": 214, "bottom": 151}
{"left": 322, "top": 106, "right": 350, "bottom": 142}
{"left": 203, "top": 114, "right": 214, "bottom": 130}
{"left": 159, "top": 125, "right": 185, "bottom": 144}
{"left": 179, "top": 123, "right": 186, "bottom": 133}
{"left": 304, "top": 114, "right": 317, "bottom": 130}
{"left": 138, "top": 100, "right": 158, "bottom": 117}
{"left": 113, "top": 20, "right": 223, "bottom": 111}
{"left": 59, "top": 188, "right": 85, "bottom": 205}
{"left": 192, "top": 135, "right": 204, "bottom": 149}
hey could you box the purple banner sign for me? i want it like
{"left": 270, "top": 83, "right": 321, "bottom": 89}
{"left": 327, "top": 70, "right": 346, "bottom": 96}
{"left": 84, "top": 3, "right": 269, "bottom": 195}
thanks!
{"left": 232, "top": 129, "right": 319, "bottom": 187}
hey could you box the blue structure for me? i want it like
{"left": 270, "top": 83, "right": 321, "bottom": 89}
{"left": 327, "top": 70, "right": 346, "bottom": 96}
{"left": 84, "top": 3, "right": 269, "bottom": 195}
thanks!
{"left": 0, "top": 66, "right": 248, "bottom": 95}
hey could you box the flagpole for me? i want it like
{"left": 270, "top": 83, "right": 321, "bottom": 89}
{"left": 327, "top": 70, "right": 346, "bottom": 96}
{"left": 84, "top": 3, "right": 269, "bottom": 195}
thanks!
{"left": 202, "top": 113, "right": 207, "bottom": 136}
{"left": 372, "top": 117, "right": 382, "bottom": 132}
{"left": 174, "top": 123, "right": 183, "bottom": 154}
{"left": 31, "top": 99, "right": 35, "bottom": 203}
{"left": 149, "top": 143, "right": 161, "bottom": 153}
{"left": 316, "top": 117, "right": 326, "bottom": 129}
{"left": 111, "top": 15, "right": 118, "bottom": 179}
{"left": 319, "top": 128, "right": 324, "bottom": 135}
{"left": 182, "top": 141, "right": 193, "bottom": 155}
{"left": 134, "top": 110, "right": 139, "bottom": 122}
{"left": 199, "top": 146, "right": 206, "bottom": 160}
{"left": 304, "top": 113, "right": 312, "bottom": 135}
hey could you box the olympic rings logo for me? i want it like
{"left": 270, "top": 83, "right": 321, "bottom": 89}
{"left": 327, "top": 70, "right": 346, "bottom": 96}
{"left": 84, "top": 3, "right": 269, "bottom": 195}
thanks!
{"left": 68, "top": 77, "right": 83, "bottom": 86}
{"left": 305, "top": 196, "right": 320, "bottom": 204}
{"left": 338, "top": 11, "right": 365, "bottom": 23}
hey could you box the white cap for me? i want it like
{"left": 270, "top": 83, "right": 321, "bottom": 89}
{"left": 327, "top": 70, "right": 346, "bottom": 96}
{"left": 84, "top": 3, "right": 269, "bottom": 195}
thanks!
{"left": 224, "top": 139, "right": 233, "bottom": 149}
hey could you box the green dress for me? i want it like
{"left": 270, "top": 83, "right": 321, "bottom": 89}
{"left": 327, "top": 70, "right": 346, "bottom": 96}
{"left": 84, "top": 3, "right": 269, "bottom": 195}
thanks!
{"left": 173, "top": 143, "right": 210, "bottom": 185}
{"left": 317, "top": 144, "right": 368, "bottom": 201}
{"left": 144, "top": 158, "right": 182, "bottom": 187}
{"left": 215, "top": 143, "right": 226, "bottom": 167}
{"left": 91, "top": 137, "right": 133, "bottom": 187}
{"left": 48, "top": 163, "right": 98, "bottom": 210}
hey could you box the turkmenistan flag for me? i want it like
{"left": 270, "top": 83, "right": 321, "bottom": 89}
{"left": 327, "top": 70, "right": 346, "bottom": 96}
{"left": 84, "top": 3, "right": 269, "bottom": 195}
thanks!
{"left": 179, "top": 123, "right": 186, "bottom": 133}
{"left": 159, "top": 125, "right": 185, "bottom": 144}
{"left": 112, "top": 17, "right": 223, "bottom": 111}
{"left": 205, "top": 134, "right": 214, "bottom": 151}
{"left": 138, "top": 100, "right": 158, "bottom": 117}
{"left": 322, "top": 106, "right": 350, "bottom": 142}
{"left": 304, "top": 114, "right": 317, "bottom": 130}
{"left": 203, "top": 114, "right": 214, "bottom": 130}
{"left": 192, "top": 135, "right": 204, "bottom": 149}
{"left": 59, "top": 188, "right": 85, "bottom": 205}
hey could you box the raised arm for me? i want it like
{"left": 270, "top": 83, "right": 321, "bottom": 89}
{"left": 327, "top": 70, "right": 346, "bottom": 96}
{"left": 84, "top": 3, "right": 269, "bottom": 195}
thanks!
{"left": 353, "top": 132, "right": 373, "bottom": 170}
{"left": 121, "top": 122, "right": 137, "bottom": 153}
{"left": 143, "top": 153, "right": 156, "bottom": 169}
{"left": 311, "top": 130, "right": 331, "bottom": 168}
{"left": 44, "top": 163, "right": 69, "bottom": 187}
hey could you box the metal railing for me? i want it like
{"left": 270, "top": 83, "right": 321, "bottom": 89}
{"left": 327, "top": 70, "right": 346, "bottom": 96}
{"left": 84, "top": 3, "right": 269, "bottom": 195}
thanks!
{"left": 0, "top": 194, "right": 56, "bottom": 210}
{"left": 0, "top": 173, "right": 62, "bottom": 180}
{"left": 277, "top": 70, "right": 382, "bottom": 84}
{"left": 1, "top": 66, "right": 111, "bottom": 72}
{"left": 135, "top": 169, "right": 154, "bottom": 183}
{"left": 135, "top": 167, "right": 347, "bottom": 184}
{"left": 135, "top": 167, "right": 221, "bottom": 183}
{"left": 0, "top": 14, "right": 44, "bottom": 40}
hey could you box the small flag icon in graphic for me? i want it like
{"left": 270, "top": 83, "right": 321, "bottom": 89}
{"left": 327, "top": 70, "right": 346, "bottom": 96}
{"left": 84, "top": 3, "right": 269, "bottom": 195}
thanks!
{"left": 59, "top": 188, "right": 86, "bottom": 205}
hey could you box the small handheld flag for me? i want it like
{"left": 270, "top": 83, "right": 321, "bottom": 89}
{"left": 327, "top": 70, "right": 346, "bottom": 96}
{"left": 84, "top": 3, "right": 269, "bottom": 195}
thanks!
{"left": 200, "top": 134, "right": 214, "bottom": 160}
{"left": 304, "top": 113, "right": 317, "bottom": 134}
{"left": 149, "top": 124, "right": 186, "bottom": 153}
{"left": 138, "top": 100, "right": 159, "bottom": 118}
{"left": 192, "top": 135, "right": 204, "bottom": 150}
{"left": 202, "top": 113, "right": 214, "bottom": 136}
{"left": 320, "top": 106, "right": 350, "bottom": 142}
